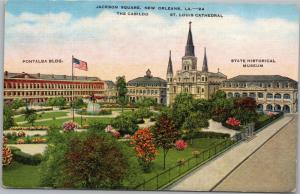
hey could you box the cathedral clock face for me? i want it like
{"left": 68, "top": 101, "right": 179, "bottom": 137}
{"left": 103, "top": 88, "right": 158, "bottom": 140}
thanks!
{"left": 183, "top": 59, "right": 192, "bottom": 66}
{"left": 183, "top": 72, "right": 189, "bottom": 78}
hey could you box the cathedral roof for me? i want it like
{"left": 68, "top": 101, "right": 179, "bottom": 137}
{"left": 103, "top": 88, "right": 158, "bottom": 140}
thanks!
{"left": 202, "top": 47, "right": 208, "bottom": 72}
{"left": 185, "top": 21, "right": 195, "bottom": 57}
{"left": 167, "top": 50, "right": 173, "bottom": 74}
{"left": 225, "top": 75, "right": 297, "bottom": 82}
{"left": 104, "top": 80, "right": 116, "bottom": 88}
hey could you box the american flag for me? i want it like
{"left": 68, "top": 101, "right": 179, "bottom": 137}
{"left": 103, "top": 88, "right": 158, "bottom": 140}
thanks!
{"left": 72, "top": 57, "right": 88, "bottom": 71}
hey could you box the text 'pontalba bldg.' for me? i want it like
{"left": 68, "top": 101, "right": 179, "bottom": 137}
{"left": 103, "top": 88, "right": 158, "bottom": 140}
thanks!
{"left": 166, "top": 22, "right": 227, "bottom": 105}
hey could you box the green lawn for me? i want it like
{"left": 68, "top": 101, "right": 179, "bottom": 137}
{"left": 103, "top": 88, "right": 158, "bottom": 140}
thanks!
{"left": 20, "top": 117, "right": 112, "bottom": 127}
{"left": 15, "top": 111, "right": 68, "bottom": 122}
{"left": 2, "top": 138, "right": 225, "bottom": 189}
{"left": 2, "top": 162, "right": 41, "bottom": 188}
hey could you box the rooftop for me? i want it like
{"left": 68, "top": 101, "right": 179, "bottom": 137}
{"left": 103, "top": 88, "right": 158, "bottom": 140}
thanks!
{"left": 225, "top": 75, "right": 297, "bottom": 82}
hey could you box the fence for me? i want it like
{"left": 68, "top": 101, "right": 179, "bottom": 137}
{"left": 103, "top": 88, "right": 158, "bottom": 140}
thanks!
{"left": 130, "top": 112, "right": 284, "bottom": 191}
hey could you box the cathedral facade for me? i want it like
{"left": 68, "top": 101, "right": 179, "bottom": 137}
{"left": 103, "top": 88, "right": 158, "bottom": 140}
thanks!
{"left": 166, "top": 22, "right": 227, "bottom": 105}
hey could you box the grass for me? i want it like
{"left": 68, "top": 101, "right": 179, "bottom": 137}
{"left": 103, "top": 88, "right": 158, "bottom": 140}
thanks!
{"left": 2, "top": 162, "right": 41, "bottom": 188}
{"left": 15, "top": 111, "right": 68, "bottom": 122}
{"left": 2, "top": 138, "right": 223, "bottom": 189}
{"left": 20, "top": 117, "right": 112, "bottom": 127}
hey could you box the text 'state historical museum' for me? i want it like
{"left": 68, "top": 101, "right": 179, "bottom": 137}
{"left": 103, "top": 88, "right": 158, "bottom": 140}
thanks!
{"left": 3, "top": 22, "right": 298, "bottom": 113}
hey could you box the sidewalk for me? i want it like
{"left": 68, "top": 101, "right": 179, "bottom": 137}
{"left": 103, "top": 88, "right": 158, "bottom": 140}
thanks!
{"left": 167, "top": 115, "right": 295, "bottom": 191}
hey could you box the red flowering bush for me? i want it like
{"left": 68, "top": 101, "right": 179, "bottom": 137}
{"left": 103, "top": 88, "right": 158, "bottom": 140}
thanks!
{"left": 226, "top": 117, "right": 241, "bottom": 127}
{"left": 3, "top": 136, "right": 12, "bottom": 166}
{"left": 175, "top": 140, "right": 188, "bottom": 151}
{"left": 17, "top": 131, "right": 26, "bottom": 137}
{"left": 131, "top": 128, "right": 158, "bottom": 172}
{"left": 104, "top": 125, "right": 120, "bottom": 139}
{"left": 62, "top": 121, "right": 78, "bottom": 132}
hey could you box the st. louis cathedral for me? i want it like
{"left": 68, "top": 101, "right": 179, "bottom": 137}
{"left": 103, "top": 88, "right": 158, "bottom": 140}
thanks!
{"left": 166, "top": 22, "right": 227, "bottom": 105}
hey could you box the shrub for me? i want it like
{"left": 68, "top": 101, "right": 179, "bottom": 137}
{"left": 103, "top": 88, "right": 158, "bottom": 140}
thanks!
{"left": 112, "top": 114, "right": 139, "bottom": 135}
{"left": 175, "top": 140, "right": 188, "bottom": 151}
{"left": 3, "top": 137, "right": 13, "bottom": 166}
{"left": 193, "top": 131, "right": 230, "bottom": 139}
{"left": 40, "top": 131, "right": 141, "bottom": 189}
{"left": 131, "top": 128, "right": 158, "bottom": 172}
{"left": 12, "top": 150, "right": 42, "bottom": 165}
{"left": 9, "top": 126, "right": 49, "bottom": 131}
{"left": 62, "top": 121, "right": 78, "bottom": 132}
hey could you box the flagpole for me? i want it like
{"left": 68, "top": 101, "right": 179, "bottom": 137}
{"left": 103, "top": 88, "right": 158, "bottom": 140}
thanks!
{"left": 72, "top": 55, "right": 75, "bottom": 122}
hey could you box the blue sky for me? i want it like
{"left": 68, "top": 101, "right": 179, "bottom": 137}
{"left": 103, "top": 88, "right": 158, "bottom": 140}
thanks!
{"left": 6, "top": 0, "right": 299, "bottom": 22}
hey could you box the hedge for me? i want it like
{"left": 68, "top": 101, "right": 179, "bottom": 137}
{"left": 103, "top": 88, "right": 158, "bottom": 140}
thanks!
{"left": 184, "top": 131, "right": 231, "bottom": 140}
{"left": 10, "top": 147, "right": 43, "bottom": 165}
{"left": 254, "top": 112, "right": 283, "bottom": 131}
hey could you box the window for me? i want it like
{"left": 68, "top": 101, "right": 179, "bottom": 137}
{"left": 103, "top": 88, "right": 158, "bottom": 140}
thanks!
{"left": 242, "top": 92, "right": 248, "bottom": 97}
{"left": 228, "top": 92, "right": 233, "bottom": 98}
{"left": 202, "top": 88, "right": 204, "bottom": 93}
{"left": 283, "top": 94, "right": 291, "bottom": 99}
{"left": 249, "top": 93, "right": 256, "bottom": 98}
{"left": 258, "top": 93, "right": 264, "bottom": 98}
{"left": 274, "top": 93, "right": 281, "bottom": 99}
{"left": 266, "top": 93, "right": 273, "bottom": 99}
{"left": 234, "top": 93, "right": 240, "bottom": 97}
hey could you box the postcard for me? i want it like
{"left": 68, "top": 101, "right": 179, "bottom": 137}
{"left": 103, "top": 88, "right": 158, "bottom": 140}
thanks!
{"left": 2, "top": 0, "right": 298, "bottom": 192}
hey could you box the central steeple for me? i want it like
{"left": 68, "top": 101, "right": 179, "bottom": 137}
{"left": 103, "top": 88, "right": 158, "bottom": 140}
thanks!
{"left": 185, "top": 21, "right": 195, "bottom": 57}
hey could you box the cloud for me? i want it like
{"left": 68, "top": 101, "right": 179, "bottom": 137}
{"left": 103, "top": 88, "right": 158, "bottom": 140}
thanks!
{"left": 4, "top": 11, "right": 299, "bottom": 81}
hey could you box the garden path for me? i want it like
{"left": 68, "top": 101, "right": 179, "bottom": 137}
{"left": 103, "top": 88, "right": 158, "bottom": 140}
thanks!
{"left": 15, "top": 110, "right": 122, "bottom": 125}
{"left": 138, "top": 118, "right": 155, "bottom": 128}
{"left": 167, "top": 114, "right": 295, "bottom": 191}
{"left": 7, "top": 144, "right": 47, "bottom": 155}
{"left": 202, "top": 120, "right": 239, "bottom": 137}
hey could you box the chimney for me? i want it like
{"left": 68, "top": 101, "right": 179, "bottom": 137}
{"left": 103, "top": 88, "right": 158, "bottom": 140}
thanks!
{"left": 37, "top": 73, "right": 40, "bottom": 77}
{"left": 63, "top": 75, "right": 66, "bottom": 79}
{"left": 51, "top": 74, "right": 54, "bottom": 78}
{"left": 4, "top": 71, "right": 8, "bottom": 77}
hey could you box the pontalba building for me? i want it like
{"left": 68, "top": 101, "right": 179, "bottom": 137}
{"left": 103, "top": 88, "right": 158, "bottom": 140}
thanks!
{"left": 166, "top": 22, "right": 227, "bottom": 105}
{"left": 4, "top": 71, "right": 105, "bottom": 104}
{"left": 127, "top": 69, "right": 167, "bottom": 104}
{"left": 220, "top": 75, "right": 298, "bottom": 113}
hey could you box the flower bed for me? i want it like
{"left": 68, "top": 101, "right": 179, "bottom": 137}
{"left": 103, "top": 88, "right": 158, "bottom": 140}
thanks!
{"left": 9, "top": 126, "right": 49, "bottom": 131}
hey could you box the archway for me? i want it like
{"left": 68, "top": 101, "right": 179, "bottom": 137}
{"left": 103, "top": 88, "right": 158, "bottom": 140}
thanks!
{"left": 266, "top": 104, "right": 273, "bottom": 111}
{"left": 257, "top": 104, "right": 263, "bottom": 111}
{"left": 282, "top": 105, "right": 290, "bottom": 113}
{"left": 274, "top": 104, "right": 281, "bottom": 112}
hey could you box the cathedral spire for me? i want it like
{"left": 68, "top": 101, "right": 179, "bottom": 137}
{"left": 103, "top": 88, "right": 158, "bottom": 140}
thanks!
{"left": 202, "top": 47, "right": 208, "bottom": 72}
{"left": 185, "top": 21, "right": 195, "bottom": 56}
{"left": 167, "top": 50, "right": 173, "bottom": 75}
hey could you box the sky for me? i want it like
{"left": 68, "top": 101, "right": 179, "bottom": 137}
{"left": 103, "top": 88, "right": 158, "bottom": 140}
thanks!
{"left": 4, "top": 0, "right": 299, "bottom": 81}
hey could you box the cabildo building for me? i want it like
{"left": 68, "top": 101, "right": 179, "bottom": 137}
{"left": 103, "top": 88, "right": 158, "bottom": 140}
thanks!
{"left": 4, "top": 71, "right": 105, "bottom": 104}
{"left": 220, "top": 75, "right": 298, "bottom": 113}
{"left": 127, "top": 69, "right": 167, "bottom": 104}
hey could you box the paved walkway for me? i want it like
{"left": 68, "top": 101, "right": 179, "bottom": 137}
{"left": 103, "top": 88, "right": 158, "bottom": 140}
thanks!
{"left": 202, "top": 119, "right": 239, "bottom": 137}
{"left": 213, "top": 115, "right": 297, "bottom": 192}
{"left": 7, "top": 144, "right": 47, "bottom": 155}
{"left": 168, "top": 114, "right": 295, "bottom": 191}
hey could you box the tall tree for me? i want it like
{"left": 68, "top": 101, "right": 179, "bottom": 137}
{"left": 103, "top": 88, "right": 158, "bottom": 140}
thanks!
{"left": 24, "top": 107, "right": 37, "bottom": 126}
{"left": 171, "top": 93, "right": 194, "bottom": 129}
{"left": 3, "top": 105, "right": 15, "bottom": 130}
{"left": 181, "top": 112, "right": 209, "bottom": 144}
{"left": 154, "top": 113, "right": 179, "bottom": 169}
{"left": 116, "top": 76, "right": 128, "bottom": 112}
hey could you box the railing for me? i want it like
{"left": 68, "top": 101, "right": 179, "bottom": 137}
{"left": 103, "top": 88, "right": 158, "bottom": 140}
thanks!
{"left": 129, "top": 112, "right": 284, "bottom": 191}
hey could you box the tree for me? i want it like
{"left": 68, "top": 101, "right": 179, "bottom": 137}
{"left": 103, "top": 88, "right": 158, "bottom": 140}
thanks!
{"left": 47, "top": 97, "right": 66, "bottom": 109}
{"left": 41, "top": 131, "right": 141, "bottom": 189}
{"left": 3, "top": 105, "right": 15, "bottom": 130}
{"left": 111, "top": 113, "right": 138, "bottom": 135}
{"left": 154, "top": 113, "right": 179, "bottom": 169}
{"left": 211, "top": 95, "right": 234, "bottom": 123}
{"left": 171, "top": 93, "right": 194, "bottom": 129}
{"left": 116, "top": 76, "right": 128, "bottom": 112}
{"left": 73, "top": 97, "right": 85, "bottom": 109}
{"left": 192, "top": 99, "right": 212, "bottom": 117}
{"left": 11, "top": 99, "right": 25, "bottom": 109}
{"left": 135, "top": 97, "right": 157, "bottom": 109}
{"left": 231, "top": 97, "right": 258, "bottom": 125}
{"left": 24, "top": 108, "right": 37, "bottom": 126}
{"left": 181, "top": 112, "right": 209, "bottom": 144}
{"left": 131, "top": 128, "right": 157, "bottom": 172}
